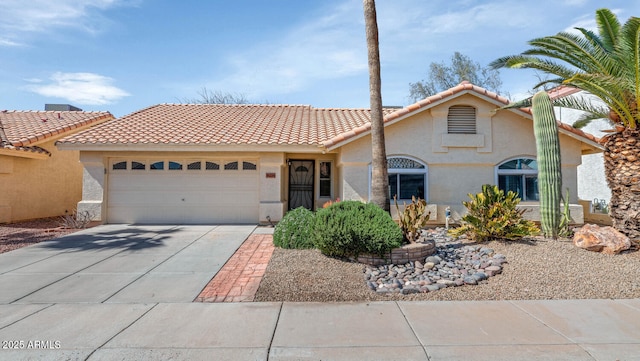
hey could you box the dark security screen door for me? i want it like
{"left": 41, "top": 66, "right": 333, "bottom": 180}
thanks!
{"left": 288, "top": 160, "right": 314, "bottom": 210}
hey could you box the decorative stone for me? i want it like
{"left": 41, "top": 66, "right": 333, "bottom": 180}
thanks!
{"left": 463, "top": 276, "right": 477, "bottom": 285}
{"left": 573, "top": 224, "right": 631, "bottom": 255}
{"left": 363, "top": 228, "right": 508, "bottom": 294}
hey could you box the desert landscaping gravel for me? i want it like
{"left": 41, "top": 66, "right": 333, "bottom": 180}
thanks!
{"left": 3, "top": 220, "right": 639, "bottom": 302}
{"left": 254, "top": 230, "right": 640, "bottom": 302}
{"left": 0, "top": 218, "right": 79, "bottom": 254}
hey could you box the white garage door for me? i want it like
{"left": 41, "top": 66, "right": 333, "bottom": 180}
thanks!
{"left": 107, "top": 159, "right": 259, "bottom": 224}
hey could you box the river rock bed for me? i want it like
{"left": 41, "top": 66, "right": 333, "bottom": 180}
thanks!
{"left": 365, "top": 228, "right": 507, "bottom": 294}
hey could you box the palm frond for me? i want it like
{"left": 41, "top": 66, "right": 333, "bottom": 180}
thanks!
{"left": 528, "top": 32, "right": 613, "bottom": 74}
{"left": 596, "top": 8, "right": 622, "bottom": 51}
{"left": 572, "top": 113, "right": 613, "bottom": 129}
{"left": 498, "top": 97, "right": 532, "bottom": 110}
{"left": 564, "top": 73, "right": 634, "bottom": 126}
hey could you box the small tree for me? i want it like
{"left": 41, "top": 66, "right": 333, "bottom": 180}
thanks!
{"left": 409, "top": 52, "right": 503, "bottom": 102}
{"left": 179, "top": 87, "right": 249, "bottom": 104}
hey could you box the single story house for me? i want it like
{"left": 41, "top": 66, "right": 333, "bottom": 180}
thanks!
{"left": 56, "top": 82, "right": 603, "bottom": 225}
{"left": 0, "top": 108, "right": 114, "bottom": 223}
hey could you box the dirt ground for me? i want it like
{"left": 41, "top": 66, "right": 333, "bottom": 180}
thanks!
{"left": 0, "top": 217, "right": 82, "bottom": 254}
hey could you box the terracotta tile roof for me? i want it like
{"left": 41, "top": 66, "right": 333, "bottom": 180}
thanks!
{"left": 59, "top": 104, "right": 396, "bottom": 147}
{"left": 58, "top": 82, "right": 600, "bottom": 151}
{"left": 0, "top": 110, "right": 113, "bottom": 156}
{"left": 322, "top": 81, "right": 601, "bottom": 149}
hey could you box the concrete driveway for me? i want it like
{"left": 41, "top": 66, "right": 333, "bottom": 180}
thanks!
{"left": 0, "top": 224, "right": 256, "bottom": 304}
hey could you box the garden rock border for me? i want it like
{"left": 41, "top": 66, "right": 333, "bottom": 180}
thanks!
{"left": 364, "top": 228, "right": 507, "bottom": 294}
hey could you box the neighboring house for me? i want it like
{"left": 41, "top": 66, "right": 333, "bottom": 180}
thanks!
{"left": 0, "top": 108, "right": 114, "bottom": 223}
{"left": 57, "top": 82, "right": 603, "bottom": 225}
{"left": 548, "top": 86, "right": 612, "bottom": 206}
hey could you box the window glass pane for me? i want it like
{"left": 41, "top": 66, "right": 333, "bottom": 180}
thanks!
{"left": 388, "top": 174, "right": 398, "bottom": 200}
{"left": 168, "top": 161, "right": 182, "bottom": 170}
{"left": 150, "top": 161, "right": 164, "bottom": 170}
{"left": 499, "top": 175, "right": 522, "bottom": 198}
{"left": 525, "top": 176, "right": 539, "bottom": 201}
{"left": 224, "top": 161, "right": 238, "bottom": 170}
{"left": 399, "top": 174, "right": 425, "bottom": 199}
{"left": 499, "top": 158, "right": 537, "bottom": 170}
{"left": 320, "top": 162, "right": 331, "bottom": 178}
{"left": 320, "top": 180, "right": 331, "bottom": 198}
{"left": 112, "top": 161, "right": 127, "bottom": 170}
{"left": 205, "top": 161, "right": 219, "bottom": 170}
{"left": 131, "top": 161, "right": 145, "bottom": 170}
{"left": 187, "top": 161, "right": 201, "bottom": 170}
{"left": 243, "top": 161, "right": 257, "bottom": 170}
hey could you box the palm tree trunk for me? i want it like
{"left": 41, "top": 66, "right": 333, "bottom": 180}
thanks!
{"left": 363, "top": 0, "right": 389, "bottom": 212}
{"left": 604, "top": 128, "right": 640, "bottom": 241}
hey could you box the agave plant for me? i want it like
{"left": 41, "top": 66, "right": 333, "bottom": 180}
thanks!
{"left": 491, "top": 8, "right": 640, "bottom": 240}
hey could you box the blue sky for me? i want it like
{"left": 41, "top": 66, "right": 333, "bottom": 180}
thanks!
{"left": 1, "top": 0, "right": 639, "bottom": 117}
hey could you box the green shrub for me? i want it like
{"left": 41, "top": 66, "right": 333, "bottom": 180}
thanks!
{"left": 449, "top": 184, "right": 539, "bottom": 242}
{"left": 273, "top": 207, "right": 316, "bottom": 249}
{"left": 313, "top": 200, "right": 403, "bottom": 258}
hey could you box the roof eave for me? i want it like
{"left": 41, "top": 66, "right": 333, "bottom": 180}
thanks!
{"left": 56, "top": 143, "right": 326, "bottom": 153}
{"left": 0, "top": 147, "right": 50, "bottom": 159}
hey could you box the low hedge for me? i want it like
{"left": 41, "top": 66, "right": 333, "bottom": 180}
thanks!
{"left": 313, "top": 200, "right": 402, "bottom": 258}
{"left": 273, "top": 207, "right": 316, "bottom": 249}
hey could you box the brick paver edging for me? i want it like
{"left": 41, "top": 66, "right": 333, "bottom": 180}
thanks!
{"left": 195, "top": 234, "right": 275, "bottom": 303}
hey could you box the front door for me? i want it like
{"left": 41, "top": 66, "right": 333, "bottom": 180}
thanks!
{"left": 288, "top": 160, "right": 314, "bottom": 210}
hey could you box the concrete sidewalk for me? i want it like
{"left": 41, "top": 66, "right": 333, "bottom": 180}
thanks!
{"left": 1, "top": 299, "right": 639, "bottom": 360}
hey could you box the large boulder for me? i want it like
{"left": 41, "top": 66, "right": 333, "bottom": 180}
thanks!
{"left": 573, "top": 224, "right": 631, "bottom": 255}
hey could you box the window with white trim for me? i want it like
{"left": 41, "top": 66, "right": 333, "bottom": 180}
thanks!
{"left": 385, "top": 157, "right": 427, "bottom": 201}
{"left": 497, "top": 158, "right": 539, "bottom": 201}
{"left": 447, "top": 105, "right": 476, "bottom": 134}
{"left": 319, "top": 161, "right": 332, "bottom": 198}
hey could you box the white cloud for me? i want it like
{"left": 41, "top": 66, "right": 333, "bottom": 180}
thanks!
{"left": 209, "top": 0, "right": 368, "bottom": 99}
{"left": 25, "top": 72, "right": 129, "bottom": 105}
{"left": 0, "top": 0, "right": 135, "bottom": 46}
{"left": 423, "top": 2, "right": 537, "bottom": 35}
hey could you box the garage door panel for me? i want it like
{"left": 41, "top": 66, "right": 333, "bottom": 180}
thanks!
{"left": 107, "top": 170, "right": 259, "bottom": 224}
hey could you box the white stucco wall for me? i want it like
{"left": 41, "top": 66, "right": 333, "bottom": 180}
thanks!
{"left": 555, "top": 92, "right": 611, "bottom": 204}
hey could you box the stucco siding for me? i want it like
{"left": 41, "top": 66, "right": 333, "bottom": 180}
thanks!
{"left": 0, "top": 137, "right": 83, "bottom": 223}
{"left": 335, "top": 97, "right": 588, "bottom": 224}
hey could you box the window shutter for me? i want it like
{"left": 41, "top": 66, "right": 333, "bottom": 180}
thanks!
{"left": 447, "top": 105, "right": 476, "bottom": 134}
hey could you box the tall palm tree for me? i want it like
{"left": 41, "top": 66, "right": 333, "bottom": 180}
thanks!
{"left": 491, "top": 8, "right": 640, "bottom": 240}
{"left": 363, "top": 0, "right": 389, "bottom": 212}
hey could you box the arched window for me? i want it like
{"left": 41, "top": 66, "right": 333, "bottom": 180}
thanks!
{"left": 379, "top": 156, "right": 427, "bottom": 201}
{"left": 447, "top": 105, "right": 476, "bottom": 134}
{"left": 496, "top": 158, "right": 539, "bottom": 201}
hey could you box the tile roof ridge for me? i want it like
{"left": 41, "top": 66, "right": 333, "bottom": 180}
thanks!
{"left": 0, "top": 109, "right": 110, "bottom": 114}
{"left": 157, "top": 103, "right": 312, "bottom": 107}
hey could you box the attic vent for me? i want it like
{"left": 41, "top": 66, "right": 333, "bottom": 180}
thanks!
{"left": 447, "top": 105, "right": 476, "bottom": 134}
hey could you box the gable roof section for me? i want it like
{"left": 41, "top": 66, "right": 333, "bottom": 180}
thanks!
{"left": 0, "top": 110, "right": 113, "bottom": 159}
{"left": 322, "top": 81, "right": 601, "bottom": 151}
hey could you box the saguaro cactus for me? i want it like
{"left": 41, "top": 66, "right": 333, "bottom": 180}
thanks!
{"left": 531, "top": 91, "right": 563, "bottom": 239}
